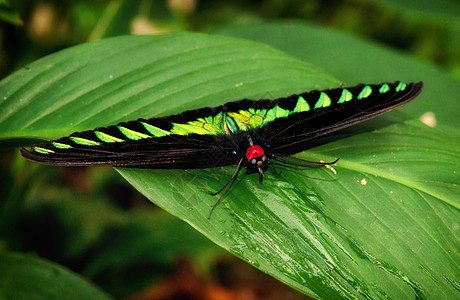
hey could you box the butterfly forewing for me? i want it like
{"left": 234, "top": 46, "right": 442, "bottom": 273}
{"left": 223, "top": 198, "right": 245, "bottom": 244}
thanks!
{"left": 262, "top": 82, "right": 424, "bottom": 155}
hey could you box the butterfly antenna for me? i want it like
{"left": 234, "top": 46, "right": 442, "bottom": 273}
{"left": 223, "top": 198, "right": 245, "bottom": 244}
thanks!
{"left": 208, "top": 158, "right": 244, "bottom": 219}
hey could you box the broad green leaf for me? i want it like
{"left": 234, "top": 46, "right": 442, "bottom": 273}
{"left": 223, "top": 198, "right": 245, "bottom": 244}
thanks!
{"left": 214, "top": 21, "right": 460, "bottom": 129}
{"left": 118, "top": 119, "right": 460, "bottom": 299}
{"left": 0, "top": 32, "right": 337, "bottom": 141}
{"left": 1, "top": 31, "right": 459, "bottom": 299}
{"left": 0, "top": 252, "right": 112, "bottom": 299}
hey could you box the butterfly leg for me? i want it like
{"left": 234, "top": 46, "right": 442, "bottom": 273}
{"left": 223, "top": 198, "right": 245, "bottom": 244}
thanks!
{"left": 269, "top": 161, "right": 281, "bottom": 177}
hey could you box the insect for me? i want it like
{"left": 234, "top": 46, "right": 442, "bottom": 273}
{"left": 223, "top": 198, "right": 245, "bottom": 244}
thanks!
{"left": 21, "top": 81, "right": 424, "bottom": 217}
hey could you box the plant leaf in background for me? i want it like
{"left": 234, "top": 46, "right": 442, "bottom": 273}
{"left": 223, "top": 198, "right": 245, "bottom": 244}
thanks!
{"left": 0, "top": 0, "right": 22, "bottom": 25}
{"left": 0, "top": 252, "right": 112, "bottom": 299}
{"left": 0, "top": 30, "right": 459, "bottom": 299}
{"left": 80, "top": 210, "right": 225, "bottom": 296}
{"left": 365, "top": 0, "right": 460, "bottom": 27}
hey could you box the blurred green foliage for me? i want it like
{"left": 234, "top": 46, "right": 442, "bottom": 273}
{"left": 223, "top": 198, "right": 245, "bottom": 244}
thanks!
{"left": 2, "top": 0, "right": 460, "bottom": 79}
{"left": 0, "top": 0, "right": 458, "bottom": 299}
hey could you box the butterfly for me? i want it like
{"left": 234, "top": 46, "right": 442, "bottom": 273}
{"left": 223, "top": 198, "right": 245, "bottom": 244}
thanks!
{"left": 21, "top": 81, "right": 424, "bottom": 217}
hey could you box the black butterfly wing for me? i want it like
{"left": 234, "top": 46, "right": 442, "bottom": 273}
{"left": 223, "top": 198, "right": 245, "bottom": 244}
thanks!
{"left": 20, "top": 108, "right": 240, "bottom": 168}
{"left": 261, "top": 81, "right": 424, "bottom": 156}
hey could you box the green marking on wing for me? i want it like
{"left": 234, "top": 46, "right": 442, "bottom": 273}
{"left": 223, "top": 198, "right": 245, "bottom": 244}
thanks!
{"left": 248, "top": 109, "right": 267, "bottom": 128}
{"left": 118, "top": 126, "right": 151, "bottom": 140}
{"left": 187, "top": 118, "right": 223, "bottom": 135}
{"left": 262, "top": 105, "right": 290, "bottom": 126}
{"left": 167, "top": 111, "right": 228, "bottom": 136}
{"left": 209, "top": 113, "right": 227, "bottom": 134}
{"left": 141, "top": 122, "right": 170, "bottom": 137}
{"left": 69, "top": 136, "right": 101, "bottom": 146}
{"left": 94, "top": 131, "right": 125, "bottom": 143}
{"left": 212, "top": 111, "right": 225, "bottom": 132}
{"left": 225, "top": 109, "right": 267, "bottom": 130}
{"left": 228, "top": 110, "right": 250, "bottom": 121}
{"left": 227, "top": 111, "right": 249, "bottom": 131}
{"left": 357, "top": 85, "right": 372, "bottom": 100}
{"left": 224, "top": 114, "right": 239, "bottom": 134}
{"left": 379, "top": 84, "right": 390, "bottom": 94}
{"left": 234, "top": 117, "right": 249, "bottom": 131}
{"left": 337, "top": 89, "right": 353, "bottom": 103}
{"left": 261, "top": 107, "right": 277, "bottom": 126}
{"left": 198, "top": 116, "right": 224, "bottom": 134}
{"left": 52, "top": 142, "right": 73, "bottom": 149}
{"left": 314, "top": 92, "right": 331, "bottom": 108}
{"left": 396, "top": 82, "right": 407, "bottom": 92}
{"left": 34, "top": 146, "right": 55, "bottom": 154}
{"left": 275, "top": 105, "right": 290, "bottom": 118}
{"left": 171, "top": 122, "right": 213, "bottom": 135}
{"left": 293, "top": 96, "right": 310, "bottom": 113}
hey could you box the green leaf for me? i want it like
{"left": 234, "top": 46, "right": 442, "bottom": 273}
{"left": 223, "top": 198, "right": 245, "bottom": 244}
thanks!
{"left": 1, "top": 30, "right": 459, "bottom": 299}
{"left": 118, "top": 119, "right": 460, "bottom": 299}
{"left": 0, "top": 32, "right": 337, "bottom": 141}
{"left": 214, "top": 21, "right": 460, "bottom": 129}
{"left": 82, "top": 211, "right": 224, "bottom": 297}
{"left": 0, "top": 0, "right": 22, "bottom": 25}
{"left": 0, "top": 252, "right": 112, "bottom": 299}
{"left": 363, "top": 0, "right": 460, "bottom": 28}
